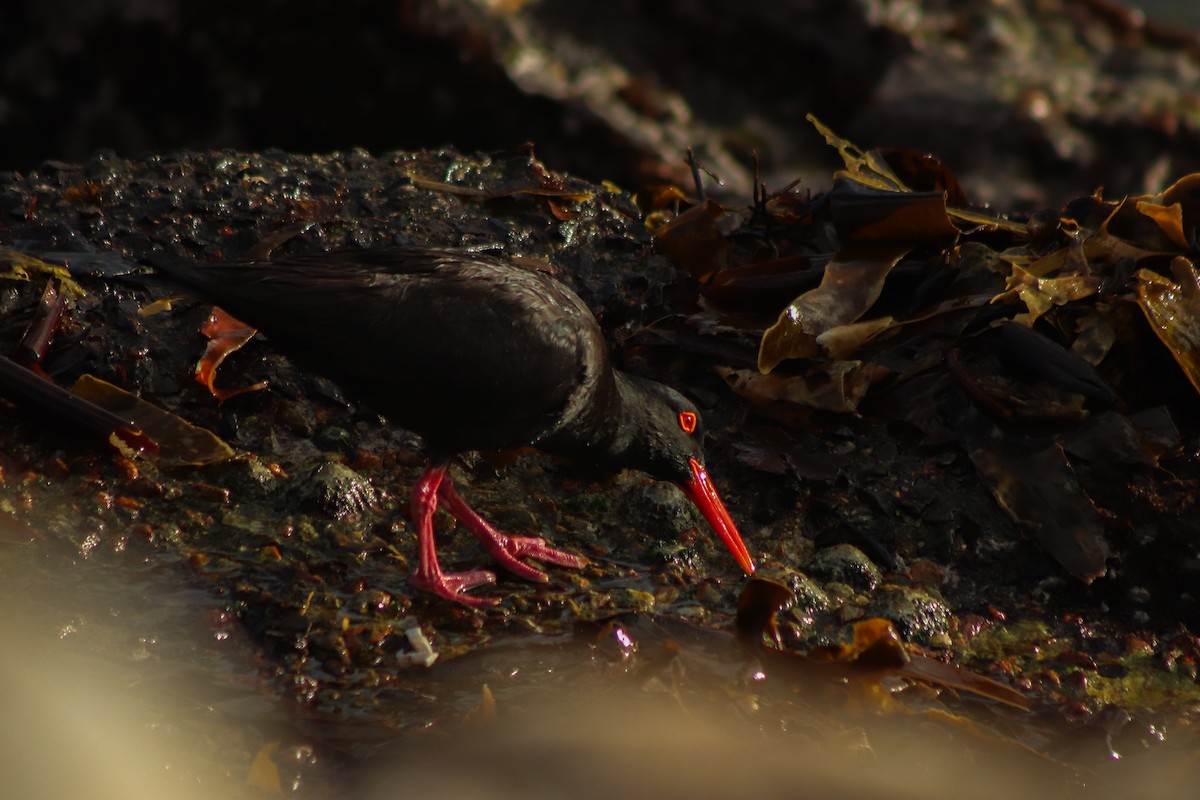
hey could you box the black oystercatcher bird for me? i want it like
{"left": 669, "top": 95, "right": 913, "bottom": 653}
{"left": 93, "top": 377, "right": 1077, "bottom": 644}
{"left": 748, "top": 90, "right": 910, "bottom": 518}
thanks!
{"left": 156, "top": 247, "right": 755, "bottom": 605}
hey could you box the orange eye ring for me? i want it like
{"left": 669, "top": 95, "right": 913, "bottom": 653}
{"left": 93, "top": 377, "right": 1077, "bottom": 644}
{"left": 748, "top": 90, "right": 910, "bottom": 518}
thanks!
{"left": 678, "top": 410, "right": 698, "bottom": 434}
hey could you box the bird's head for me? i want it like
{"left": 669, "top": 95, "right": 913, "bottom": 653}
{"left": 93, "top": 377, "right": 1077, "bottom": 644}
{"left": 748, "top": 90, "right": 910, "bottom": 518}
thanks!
{"left": 611, "top": 375, "right": 755, "bottom": 575}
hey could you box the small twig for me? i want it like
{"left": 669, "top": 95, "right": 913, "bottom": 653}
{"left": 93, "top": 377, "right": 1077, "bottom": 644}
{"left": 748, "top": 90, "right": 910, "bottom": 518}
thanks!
{"left": 14, "top": 280, "right": 65, "bottom": 367}
{"left": 748, "top": 150, "right": 776, "bottom": 236}
{"left": 685, "top": 148, "right": 724, "bottom": 202}
{"left": 685, "top": 147, "right": 706, "bottom": 202}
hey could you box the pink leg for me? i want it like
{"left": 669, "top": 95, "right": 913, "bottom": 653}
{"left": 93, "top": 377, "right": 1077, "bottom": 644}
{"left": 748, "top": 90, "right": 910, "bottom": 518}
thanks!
{"left": 437, "top": 480, "right": 589, "bottom": 582}
{"left": 408, "top": 463, "right": 499, "bottom": 607}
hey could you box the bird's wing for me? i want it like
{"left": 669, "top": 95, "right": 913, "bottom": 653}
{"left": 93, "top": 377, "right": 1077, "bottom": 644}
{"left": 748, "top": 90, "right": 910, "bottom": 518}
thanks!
{"left": 155, "top": 250, "right": 606, "bottom": 451}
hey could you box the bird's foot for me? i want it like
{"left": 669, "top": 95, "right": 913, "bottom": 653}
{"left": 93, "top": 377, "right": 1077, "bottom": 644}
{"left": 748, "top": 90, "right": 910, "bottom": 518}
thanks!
{"left": 477, "top": 533, "right": 590, "bottom": 583}
{"left": 409, "top": 566, "right": 500, "bottom": 608}
{"left": 436, "top": 480, "right": 588, "bottom": 582}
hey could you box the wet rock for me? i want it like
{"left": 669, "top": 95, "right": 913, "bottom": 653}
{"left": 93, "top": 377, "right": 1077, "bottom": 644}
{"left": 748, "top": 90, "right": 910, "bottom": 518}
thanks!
{"left": 647, "top": 540, "right": 702, "bottom": 573}
{"left": 866, "top": 584, "right": 952, "bottom": 647}
{"left": 207, "top": 457, "right": 283, "bottom": 500}
{"left": 315, "top": 424, "right": 355, "bottom": 451}
{"left": 805, "top": 543, "right": 883, "bottom": 592}
{"left": 297, "top": 462, "right": 378, "bottom": 520}
{"left": 622, "top": 480, "right": 702, "bottom": 536}
{"left": 782, "top": 569, "right": 832, "bottom": 617}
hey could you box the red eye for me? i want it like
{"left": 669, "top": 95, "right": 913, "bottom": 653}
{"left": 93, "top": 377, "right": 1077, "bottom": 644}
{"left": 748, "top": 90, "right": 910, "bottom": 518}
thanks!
{"left": 678, "top": 410, "right": 698, "bottom": 434}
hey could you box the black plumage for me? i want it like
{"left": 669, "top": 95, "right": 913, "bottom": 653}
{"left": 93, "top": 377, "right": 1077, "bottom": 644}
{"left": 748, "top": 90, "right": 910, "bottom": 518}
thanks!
{"left": 157, "top": 247, "right": 754, "bottom": 605}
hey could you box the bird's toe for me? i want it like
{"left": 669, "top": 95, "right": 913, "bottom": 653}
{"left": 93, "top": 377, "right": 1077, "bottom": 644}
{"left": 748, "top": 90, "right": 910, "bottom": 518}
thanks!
{"left": 410, "top": 567, "right": 500, "bottom": 607}
{"left": 482, "top": 534, "right": 588, "bottom": 581}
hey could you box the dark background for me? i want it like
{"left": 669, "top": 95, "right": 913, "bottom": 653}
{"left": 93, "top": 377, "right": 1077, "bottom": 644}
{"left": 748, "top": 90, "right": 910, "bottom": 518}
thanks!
{"left": 4, "top": 0, "right": 1200, "bottom": 205}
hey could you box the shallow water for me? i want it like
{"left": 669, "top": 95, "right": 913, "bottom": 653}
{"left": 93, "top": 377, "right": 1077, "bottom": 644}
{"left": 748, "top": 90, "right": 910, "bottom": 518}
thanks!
{"left": 3, "top": 534, "right": 1198, "bottom": 800}
{"left": 0, "top": 539, "right": 275, "bottom": 799}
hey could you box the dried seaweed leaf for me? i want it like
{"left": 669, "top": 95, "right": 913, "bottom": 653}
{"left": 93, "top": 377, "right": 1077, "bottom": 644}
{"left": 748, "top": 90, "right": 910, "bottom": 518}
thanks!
{"left": 995, "top": 264, "right": 1103, "bottom": 324}
{"left": 700, "top": 255, "right": 825, "bottom": 313}
{"left": 947, "top": 207, "right": 1030, "bottom": 236}
{"left": 138, "top": 296, "right": 181, "bottom": 317}
{"left": 0, "top": 248, "right": 86, "bottom": 296}
{"left": 1122, "top": 172, "right": 1200, "bottom": 250}
{"left": 758, "top": 245, "right": 910, "bottom": 373}
{"left": 1057, "top": 409, "right": 1179, "bottom": 466}
{"left": 196, "top": 308, "right": 269, "bottom": 402}
{"left": 807, "top": 616, "right": 911, "bottom": 669}
{"left": 878, "top": 148, "right": 969, "bottom": 207}
{"left": 654, "top": 199, "right": 730, "bottom": 281}
{"left": 721, "top": 363, "right": 883, "bottom": 414}
{"left": 816, "top": 316, "right": 898, "bottom": 361}
{"left": 807, "top": 114, "right": 908, "bottom": 192}
{"left": 72, "top": 374, "right": 237, "bottom": 467}
{"left": 1135, "top": 257, "right": 1200, "bottom": 395}
{"left": 0, "top": 354, "right": 155, "bottom": 454}
{"left": 1102, "top": 174, "right": 1200, "bottom": 252}
{"left": 1135, "top": 200, "right": 1190, "bottom": 249}
{"left": 830, "top": 186, "right": 959, "bottom": 243}
{"left": 951, "top": 400, "right": 1108, "bottom": 583}
{"left": 900, "top": 651, "right": 1031, "bottom": 711}
{"left": 1070, "top": 308, "right": 1117, "bottom": 365}
{"left": 822, "top": 287, "right": 1001, "bottom": 362}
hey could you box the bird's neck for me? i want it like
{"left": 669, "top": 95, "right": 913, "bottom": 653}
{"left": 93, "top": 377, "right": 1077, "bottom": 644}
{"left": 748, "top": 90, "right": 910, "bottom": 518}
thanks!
{"left": 538, "top": 371, "right": 656, "bottom": 472}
